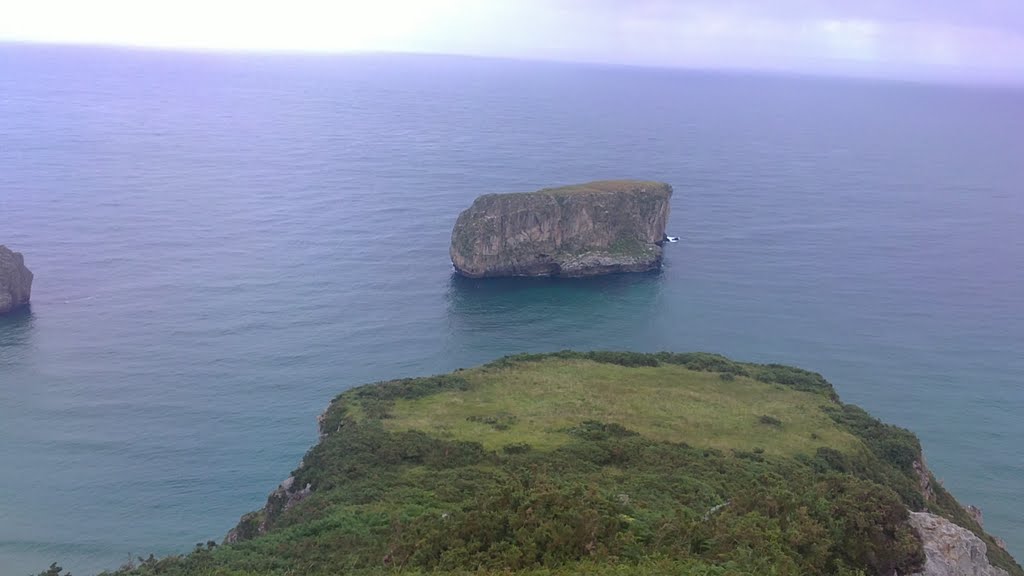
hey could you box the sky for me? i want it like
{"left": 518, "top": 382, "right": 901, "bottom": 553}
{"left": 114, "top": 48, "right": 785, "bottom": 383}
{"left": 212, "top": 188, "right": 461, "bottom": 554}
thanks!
{"left": 2, "top": 0, "right": 1024, "bottom": 82}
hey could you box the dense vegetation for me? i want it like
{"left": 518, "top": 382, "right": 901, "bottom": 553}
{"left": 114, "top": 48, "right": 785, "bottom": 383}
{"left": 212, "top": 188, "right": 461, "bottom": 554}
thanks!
{"left": 88, "top": 352, "right": 1019, "bottom": 576}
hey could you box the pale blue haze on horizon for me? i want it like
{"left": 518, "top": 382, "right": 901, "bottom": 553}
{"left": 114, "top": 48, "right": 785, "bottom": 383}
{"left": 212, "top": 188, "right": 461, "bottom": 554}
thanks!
{"left": 1, "top": 45, "right": 1023, "bottom": 575}
{"left": 2, "top": 0, "right": 1024, "bottom": 83}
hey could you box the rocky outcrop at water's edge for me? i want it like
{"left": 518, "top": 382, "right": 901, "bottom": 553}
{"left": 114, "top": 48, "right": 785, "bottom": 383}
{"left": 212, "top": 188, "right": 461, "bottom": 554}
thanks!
{"left": 0, "top": 245, "right": 33, "bottom": 315}
{"left": 224, "top": 476, "right": 312, "bottom": 544}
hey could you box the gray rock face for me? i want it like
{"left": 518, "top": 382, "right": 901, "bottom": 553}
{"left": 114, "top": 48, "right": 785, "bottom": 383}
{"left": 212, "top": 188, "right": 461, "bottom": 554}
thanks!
{"left": 914, "top": 458, "right": 938, "bottom": 504}
{"left": 0, "top": 245, "right": 33, "bottom": 314}
{"left": 966, "top": 505, "right": 985, "bottom": 528}
{"left": 908, "top": 512, "right": 1009, "bottom": 576}
{"left": 225, "top": 476, "right": 313, "bottom": 544}
{"left": 450, "top": 180, "right": 672, "bottom": 278}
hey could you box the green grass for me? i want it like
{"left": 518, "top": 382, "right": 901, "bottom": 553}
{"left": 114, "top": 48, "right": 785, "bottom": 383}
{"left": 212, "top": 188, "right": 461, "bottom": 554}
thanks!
{"left": 377, "top": 359, "right": 859, "bottom": 457}
{"left": 467, "top": 180, "right": 671, "bottom": 206}
{"left": 534, "top": 180, "right": 671, "bottom": 197}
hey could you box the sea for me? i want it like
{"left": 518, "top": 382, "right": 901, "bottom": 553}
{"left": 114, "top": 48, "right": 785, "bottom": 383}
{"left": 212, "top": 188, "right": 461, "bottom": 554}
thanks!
{"left": 1, "top": 44, "right": 1022, "bottom": 576}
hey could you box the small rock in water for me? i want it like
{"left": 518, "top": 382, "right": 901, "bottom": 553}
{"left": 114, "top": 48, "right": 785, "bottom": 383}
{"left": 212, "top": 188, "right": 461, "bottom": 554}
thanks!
{"left": 0, "top": 245, "right": 33, "bottom": 315}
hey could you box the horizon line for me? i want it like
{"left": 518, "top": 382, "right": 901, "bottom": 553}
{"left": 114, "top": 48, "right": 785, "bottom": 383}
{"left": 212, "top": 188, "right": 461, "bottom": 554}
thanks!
{"left": 4, "top": 38, "right": 1024, "bottom": 90}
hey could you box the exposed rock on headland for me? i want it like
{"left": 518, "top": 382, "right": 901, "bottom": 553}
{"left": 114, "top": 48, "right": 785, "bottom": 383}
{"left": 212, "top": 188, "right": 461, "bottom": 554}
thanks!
{"left": 450, "top": 180, "right": 672, "bottom": 277}
{"left": 0, "top": 245, "right": 33, "bottom": 314}
{"left": 224, "top": 476, "right": 311, "bottom": 544}
{"left": 910, "top": 512, "right": 1010, "bottom": 576}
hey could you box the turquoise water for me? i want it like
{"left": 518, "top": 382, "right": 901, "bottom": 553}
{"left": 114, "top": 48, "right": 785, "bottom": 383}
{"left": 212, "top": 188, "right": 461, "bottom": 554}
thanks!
{"left": 1, "top": 45, "right": 1022, "bottom": 575}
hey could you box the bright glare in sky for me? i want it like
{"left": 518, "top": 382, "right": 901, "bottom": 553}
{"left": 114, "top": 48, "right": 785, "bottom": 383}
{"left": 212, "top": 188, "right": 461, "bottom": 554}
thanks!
{"left": 3, "top": 0, "right": 1024, "bottom": 82}
{"left": 1, "top": 0, "right": 465, "bottom": 52}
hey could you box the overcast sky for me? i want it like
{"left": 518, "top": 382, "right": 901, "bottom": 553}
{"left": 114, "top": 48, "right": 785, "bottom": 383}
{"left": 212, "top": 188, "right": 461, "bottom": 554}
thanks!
{"left": 3, "top": 0, "right": 1023, "bottom": 82}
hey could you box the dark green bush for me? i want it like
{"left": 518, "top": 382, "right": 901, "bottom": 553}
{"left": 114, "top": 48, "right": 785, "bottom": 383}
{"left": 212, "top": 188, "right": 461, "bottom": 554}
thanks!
{"left": 468, "top": 413, "right": 519, "bottom": 430}
{"left": 502, "top": 442, "right": 533, "bottom": 455}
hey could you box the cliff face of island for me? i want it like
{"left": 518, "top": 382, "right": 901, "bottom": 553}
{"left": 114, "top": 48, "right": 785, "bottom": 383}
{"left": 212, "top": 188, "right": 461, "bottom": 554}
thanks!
{"left": 0, "top": 245, "right": 33, "bottom": 314}
{"left": 450, "top": 180, "right": 672, "bottom": 278}
{"left": 108, "top": 352, "right": 1020, "bottom": 576}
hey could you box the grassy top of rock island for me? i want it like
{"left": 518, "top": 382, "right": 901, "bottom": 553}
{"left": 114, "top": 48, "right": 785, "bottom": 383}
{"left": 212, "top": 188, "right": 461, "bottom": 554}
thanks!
{"left": 467, "top": 180, "right": 671, "bottom": 208}
{"left": 506, "top": 179, "right": 670, "bottom": 197}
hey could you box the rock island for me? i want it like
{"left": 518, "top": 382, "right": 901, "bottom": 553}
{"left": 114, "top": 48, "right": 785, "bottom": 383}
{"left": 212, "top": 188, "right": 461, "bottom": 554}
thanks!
{"left": 450, "top": 180, "right": 672, "bottom": 278}
{"left": 0, "top": 245, "right": 33, "bottom": 314}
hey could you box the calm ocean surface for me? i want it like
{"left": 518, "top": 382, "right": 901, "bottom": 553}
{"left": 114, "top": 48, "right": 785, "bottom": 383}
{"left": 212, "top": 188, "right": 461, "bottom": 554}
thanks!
{"left": 1, "top": 44, "right": 1022, "bottom": 575}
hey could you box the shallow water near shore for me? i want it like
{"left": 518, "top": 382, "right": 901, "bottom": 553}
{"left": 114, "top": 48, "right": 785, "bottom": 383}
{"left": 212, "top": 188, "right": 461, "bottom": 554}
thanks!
{"left": 1, "top": 44, "right": 1023, "bottom": 575}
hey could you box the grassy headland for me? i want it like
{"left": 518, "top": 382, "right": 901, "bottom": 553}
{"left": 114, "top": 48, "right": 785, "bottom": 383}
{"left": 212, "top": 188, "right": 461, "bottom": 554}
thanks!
{"left": 102, "top": 352, "right": 1021, "bottom": 576}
